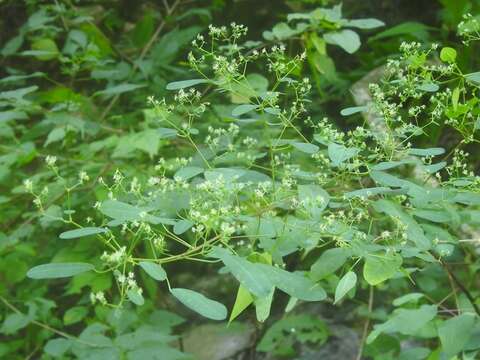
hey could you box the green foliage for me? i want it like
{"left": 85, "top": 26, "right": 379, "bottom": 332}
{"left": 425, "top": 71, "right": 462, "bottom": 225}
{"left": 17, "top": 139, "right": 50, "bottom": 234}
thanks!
{"left": 1, "top": 0, "right": 480, "bottom": 359}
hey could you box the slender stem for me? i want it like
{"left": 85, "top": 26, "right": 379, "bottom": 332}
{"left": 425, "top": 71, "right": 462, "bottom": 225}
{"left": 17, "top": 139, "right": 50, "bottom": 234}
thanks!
{"left": 356, "top": 286, "right": 374, "bottom": 360}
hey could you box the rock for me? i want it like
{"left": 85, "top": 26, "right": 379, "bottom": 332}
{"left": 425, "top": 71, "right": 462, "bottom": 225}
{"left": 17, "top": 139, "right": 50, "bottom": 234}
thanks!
{"left": 182, "top": 322, "right": 255, "bottom": 360}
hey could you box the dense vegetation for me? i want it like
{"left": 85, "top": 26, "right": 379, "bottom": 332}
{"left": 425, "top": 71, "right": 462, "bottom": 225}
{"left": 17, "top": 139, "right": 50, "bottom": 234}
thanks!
{"left": 1, "top": 1, "right": 480, "bottom": 359}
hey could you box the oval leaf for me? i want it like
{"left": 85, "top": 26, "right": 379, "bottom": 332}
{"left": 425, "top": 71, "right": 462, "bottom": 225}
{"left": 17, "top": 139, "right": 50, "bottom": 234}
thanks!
{"left": 170, "top": 288, "right": 227, "bottom": 320}
{"left": 166, "top": 79, "right": 209, "bottom": 90}
{"left": 139, "top": 261, "right": 167, "bottom": 281}
{"left": 27, "top": 262, "right": 94, "bottom": 279}
{"left": 59, "top": 227, "right": 107, "bottom": 239}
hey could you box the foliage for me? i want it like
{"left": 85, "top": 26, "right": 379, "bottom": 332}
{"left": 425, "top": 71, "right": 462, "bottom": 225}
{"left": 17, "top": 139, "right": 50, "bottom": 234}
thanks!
{"left": 1, "top": 1, "right": 480, "bottom": 359}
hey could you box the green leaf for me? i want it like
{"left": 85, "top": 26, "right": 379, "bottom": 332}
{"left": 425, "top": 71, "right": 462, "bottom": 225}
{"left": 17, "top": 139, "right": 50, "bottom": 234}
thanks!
{"left": 0, "top": 313, "right": 31, "bottom": 335}
{"left": 440, "top": 47, "right": 457, "bottom": 63}
{"left": 166, "top": 79, "right": 209, "bottom": 90}
{"left": 367, "top": 305, "right": 437, "bottom": 343}
{"left": 139, "top": 261, "right": 167, "bottom": 281}
{"left": 298, "top": 184, "right": 330, "bottom": 219}
{"left": 311, "top": 248, "right": 349, "bottom": 280}
{"left": 393, "top": 293, "right": 424, "bottom": 307}
{"left": 408, "top": 147, "right": 445, "bottom": 156}
{"left": 346, "top": 18, "right": 385, "bottom": 29}
{"left": 127, "top": 289, "right": 145, "bottom": 306}
{"left": 345, "top": 187, "right": 403, "bottom": 199}
{"left": 170, "top": 288, "right": 227, "bottom": 320}
{"left": 59, "top": 227, "right": 107, "bottom": 239}
{"left": 328, "top": 142, "right": 359, "bottom": 167}
{"left": 63, "top": 306, "right": 88, "bottom": 325}
{"left": 340, "top": 105, "right": 367, "bottom": 116}
{"left": 369, "top": 22, "right": 431, "bottom": 42}
{"left": 292, "top": 142, "right": 319, "bottom": 154}
{"left": 174, "top": 166, "right": 204, "bottom": 181}
{"left": 374, "top": 199, "right": 431, "bottom": 250}
{"left": 334, "top": 271, "right": 357, "bottom": 304}
{"left": 257, "top": 263, "right": 326, "bottom": 301}
{"left": 30, "top": 38, "right": 59, "bottom": 60}
{"left": 465, "top": 72, "right": 480, "bottom": 85}
{"left": 417, "top": 83, "right": 439, "bottom": 92}
{"left": 438, "top": 314, "right": 476, "bottom": 357}
{"left": 211, "top": 247, "right": 273, "bottom": 298}
{"left": 363, "top": 254, "right": 402, "bottom": 286}
{"left": 229, "top": 285, "right": 253, "bottom": 323}
{"left": 173, "top": 219, "right": 194, "bottom": 235}
{"left": 95, "top": 83, "right": 146, "bottom": 97}
{"left": 44, "top": 127, "right": 66, "bottom": 147}
{"left": 232, "top": 104, "right": 258, "bottom": 117}
{"left": 255, "top": 289, "right": 274, "bottom": 323}
{"left": 324, "top": 29, "right": 361, "bottom": 54}
{"left": 27, "top": 262, "right": 94, "bottom": 279}
{"left": 44, "top": 338, "right": 72, "bottom": 357}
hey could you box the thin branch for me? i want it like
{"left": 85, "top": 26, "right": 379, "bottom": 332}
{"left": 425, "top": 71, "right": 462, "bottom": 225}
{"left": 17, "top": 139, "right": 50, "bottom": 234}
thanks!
{"left": 440, "top": 260, "right": 480, "bottom": 316}
{"left": 356, "top": 286, "right": 374, "bottom": 360}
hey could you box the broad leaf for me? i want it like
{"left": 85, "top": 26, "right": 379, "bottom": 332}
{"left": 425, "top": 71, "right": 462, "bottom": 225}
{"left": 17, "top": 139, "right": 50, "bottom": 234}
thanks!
{"left": 139, "top": 261, "right": 167, "bottom": 281}
{"left": 170, "top": 288, "right": 227, "bottom": 320}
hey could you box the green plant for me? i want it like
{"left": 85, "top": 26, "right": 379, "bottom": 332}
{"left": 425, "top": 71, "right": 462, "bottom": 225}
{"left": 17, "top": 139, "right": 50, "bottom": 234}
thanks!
{"left": 2, "top": 1, "right": 480, "bottom": 359}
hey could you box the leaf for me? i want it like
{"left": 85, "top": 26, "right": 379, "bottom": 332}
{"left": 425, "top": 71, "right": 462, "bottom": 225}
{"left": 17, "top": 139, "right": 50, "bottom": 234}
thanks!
{"left": 59, "top": 227, "right": 107, "bottom": 239}
{"left": 345, "top": 187, "right": 404, "bottom": 199}
{"left": 340, "top": 105, "right": 367, "bottom": 116}
{"left": 440, "top": 47, "right": 457, "bottom": 63}
{"left": 229, "top": 285, "right": 253, "bottom": 323}
{"left": 27, "top": 262, "right": 94, "bottom": 279}
{"left": 465, "top": 72, "right": 480, "bottom": 85}
{"left": 334, "top": 271, "right": 357, "bottom": 304}
{"left": 173, "top": 219, "right": 194, "bottom": 235}
{"left": 328, "top": 142, "right": 359, "bottom": 167}
{"left": 438, "top": 314, "right": 476, "bottom": 357}
{"left": 417, "top": 83, "right": 439, "bottom": 92}
{"left": 232, "top": 104, "right": 258, "bottom": 117}
{"left": 63, "top": 306, "right": 88, "bottom": 325}
{"left": 374, "top": 199, "right": 431, "bottom": 250}
{"left": 346, "top": 18, "right": 385, "bottom": 29}
{"left": 170, "top": 288, "right": 227, "bottom": 320}
{"left": 324, "top": 29, "right": 361, "bottom": 54}
{"left": 95, "top": 83, "right": 146, "bottom": 97}
{"left": 30, "top": 38, "right": 58, "bottom": 60}
{"left": 408, "top": 147, "right": 445, "bottom": 156}
{"left": 0, "top": 313, "right": 31, "bottom": 335}
{"left": 257, "top": 263, "right": 326, "bottom": 301}
{"left": 255, "top": 288, "right": 274, "bottom": 322}
{"left": 363, "top": 254, "right": 402, "bottom": 286}
{"left": 44, "top": 127, "right": 66, "bottom": 147}
{"left": 367, "top": 305, "right": 437, "bottom": 343}
{"left": 139, "top": 261, "right": 167, "bottom": 281}
{"left": 311, "top": 248, "right": 349, "bottom": 280}
{"left": 393, "top": 293, "right": 424, "bottom": 306}
{"left": 292, "top": 142, "right": 319, "bottom": 154}
{"left": 174, "top": 166, "right": 204, "bottom": 181}
{"left": 211, "top": 247, "right": 273, "bottom": 298}
{"left": 44, "top": 338, "right": 72, "bottom": 357}
{"left": 369, "top": 22, "right": 431, "bottom": 42}
{"left": 127, "top": 289, "right": 145, "bottom": 306}
{"left": 298, "top": 185, "right": 330, "bottom": 219}
{"left": 166, "top": 79, "right": 209, "bottom": 90}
